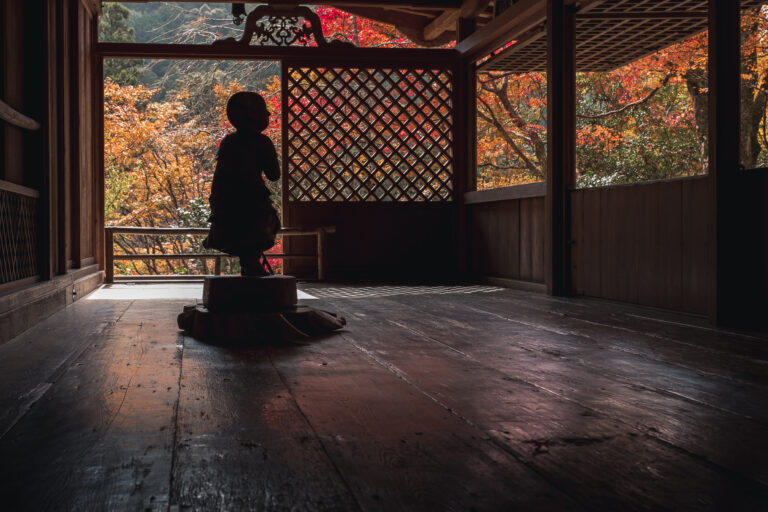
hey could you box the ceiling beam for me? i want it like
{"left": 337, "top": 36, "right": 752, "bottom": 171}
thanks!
{"left": 422, "top": 0, "right": 491, "bottom": 41}
{"left": 457, "top": 0, "right": 546, "bottom": 61}
{"left": 577, "top": 11, "right": 708, "bottom": 19}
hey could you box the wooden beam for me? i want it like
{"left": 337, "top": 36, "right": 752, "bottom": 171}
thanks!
{"left": 464, "top": 182, "right": 546, "bottom": 204}
{"left": 0, "top": 179, "right": 40, "bottom": 198}
{"left": 577, "top": 12, "right": 709, "bottom": 20}
{"left": 708, "top": 0, "right": 743, "bottom": 325}
{"left": 545, "top": 0, "right": 575, "bottom": 296}
{"left": 422, "top": 0, "right": 490, "bottom": 41}
{"left": 0, "top": 99, "right": 40, "bottom": 130}
{"left": 95, "top": 43, "right": 459, "bottom": 66}
{"left": 457, "top": 17, "right": 477, "bottom": 41}
{"left": 457, "top": 0, "right": 545, "bottom": 62}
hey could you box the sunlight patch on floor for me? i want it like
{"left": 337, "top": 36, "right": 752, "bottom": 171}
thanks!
{"left": 87, "top": 283, "right": 317, "bottom": 300}
{"left": 300, "top": 285, "right": 504, "bottom": 299}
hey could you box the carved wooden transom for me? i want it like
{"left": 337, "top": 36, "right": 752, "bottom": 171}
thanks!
{"left": 214, "top": 5, "right": 354, "bottom": 48}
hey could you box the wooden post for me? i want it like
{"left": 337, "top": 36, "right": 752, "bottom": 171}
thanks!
{"left": 457, "top": 18, "right": 476, "bottom": 277}
{"left": 41, "top": 0, "right": 59, "bottom": 282}
{"left": 105, "top": 228, "right": 114, "bottom": 283}
{"left": 457, "top": 17, "right": 477, "bottom": 41}
{"left": 708, "top": 0, "right": 742, "bottom": 325}
{"left": 317, "top": 229, "right": 327, "bottom": 281}
{"left": 545, "top": 0, "right": 576, "bottom": 296}
{"left": 94, "top": 15, "right": 105, "bottom": 276}
{"left": 214, "top": 255, "right": 222, "bottom": 276}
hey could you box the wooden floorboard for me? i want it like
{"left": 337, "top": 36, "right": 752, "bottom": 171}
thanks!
{"left": 322, "top": 296, "right": 768, "bottom": 483}
{"left": 171, "top": 337, "right": 361, "bottom": 510}
{"left": 313, "top": 293, "right": 768, "bottom": 509}
{"left": 267, "top": 336, "right": 580, "bottom": 511}
{"left": 1, "top": 283, "right": 767, "bottom": 511}
{"left": 0, "top": 299, "right": 184, "bottom": 511}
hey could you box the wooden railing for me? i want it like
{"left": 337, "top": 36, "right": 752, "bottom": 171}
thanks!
{"left": 104, "top": 226, "right": 335, "bottom": 283}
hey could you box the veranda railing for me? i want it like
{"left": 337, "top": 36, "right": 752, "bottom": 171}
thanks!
{"left": 104, "top": 226, "right": 334, "bottom": 282}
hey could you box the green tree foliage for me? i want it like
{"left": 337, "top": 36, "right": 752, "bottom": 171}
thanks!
{"left": 100, "top": 3, "right": 142, "bottom": 85}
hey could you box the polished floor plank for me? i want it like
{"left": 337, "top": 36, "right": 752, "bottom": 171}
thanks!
{"left": 356, "top": 289, "right": 768, "bottom": 416}
{"left": 171, "top": 337, "right": 361, "bottom": 511}
{"left": 1, "top": 283, "right": 767, "bottom": 511}
{"left": 422, "top": 292, "right": 768, "bottom": 420}
{"left": 268, "top": 336, "right": 581, "bottom": 511}
{"left": 321, "top": 292, "right": 768, "bottom": 486}
{"left": 508, "top": 290, "right": 768, "bottom": 360}
{"left": 0, "top": 300, "right": 184, "bottom": 511}
{"left": 0, "top": 300, "right": 131, "bottom": 437}
{"left": 313, "top": 295, "right": 768, "bottom": 510}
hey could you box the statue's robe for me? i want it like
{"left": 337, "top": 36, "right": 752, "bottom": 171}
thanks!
{"left": 204, "top": 129, "right": 280, "bottom": 256}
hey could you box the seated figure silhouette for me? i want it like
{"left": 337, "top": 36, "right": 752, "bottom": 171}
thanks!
{"left": 203, "top": 92, "right": 280, "bottom": 276}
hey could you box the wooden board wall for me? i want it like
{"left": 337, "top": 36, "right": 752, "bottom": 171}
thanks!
{"left": 76, "top": 0, "right": 95, "bottom": 266}
{"left": 60, "top": 0, "right": 97, "bottom": 270}
{"left": 570, "top": 177, "right": 709, "bottom": 315}
{"left": 1, "top": 0, "right": 23, "bottom": 185}
{"left": 285, "top": 202, "right": 456, "bottom": 281}
{"left": 468, "top": 196, "right": 545, "bottom": 283}
{"left": 1, "top": 0, "right": 97, "bottom": 275}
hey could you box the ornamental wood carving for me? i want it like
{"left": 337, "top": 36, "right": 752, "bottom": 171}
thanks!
{"left": 213, "top": 5, "right": 355, "bottom": 47}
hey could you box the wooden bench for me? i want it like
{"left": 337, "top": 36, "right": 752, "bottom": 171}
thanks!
{"left": 104, "top": 226, "right": 335, "bottom": 282}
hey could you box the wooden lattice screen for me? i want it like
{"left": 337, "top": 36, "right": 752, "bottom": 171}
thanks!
{"left": 0, "top": 188, "right": 38, "bottom": 284}
{"left": 285, "top": 66, "right": 455, "bottom": 202}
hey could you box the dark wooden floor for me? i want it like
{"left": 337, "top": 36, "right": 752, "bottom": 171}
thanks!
{"left": 1, "top": 283, "right": 767, "bottom": 511}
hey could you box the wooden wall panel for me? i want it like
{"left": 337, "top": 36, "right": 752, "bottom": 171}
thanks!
{"left": 468, "top": 196, "right": 545, "bottom": 283}
{"left": 286, "top": 202, "right": 456, "bottom": 281}
{"left": 680, "top": 177, "right": 709, "bottom": 315}
{"left": 77, "top": 1, "right": 94, "bottom": 263}
{"left": 57, "top": 0, "right": 72, "bottom": 271}
{"left": 2, "top": 1, "right": 24, "bottom": 184}
{"left": 571, "top": 177, "right": 708, "bottom": 314}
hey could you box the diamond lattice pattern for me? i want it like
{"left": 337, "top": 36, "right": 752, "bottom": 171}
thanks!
{"left": 0, "top": 189, "right": 37, "bottom": 284}
{"left": 286, "top": 67, "right": 455, "bottom": 201}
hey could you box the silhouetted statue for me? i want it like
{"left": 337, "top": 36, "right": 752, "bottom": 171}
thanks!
{"left": 204, "top": 92, "right": 280, "bottom": 275}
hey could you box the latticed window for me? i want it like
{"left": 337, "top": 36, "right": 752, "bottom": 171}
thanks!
{"left": 0, "top": 189, "right": 37, "bottom": 284}
{"left": 286, "top": 66, "right": 455, "bottom": 202}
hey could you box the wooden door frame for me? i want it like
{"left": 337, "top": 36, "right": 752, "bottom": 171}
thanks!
{"left": 93, "top": 43, "right": 461, "bottom": 275}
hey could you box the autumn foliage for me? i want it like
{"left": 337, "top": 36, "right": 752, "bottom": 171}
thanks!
{"left": 476, "top": 7, "right": 768, "bottom": 190}
{"left": 103, "top": 6, "right": 407, "bottom": 276}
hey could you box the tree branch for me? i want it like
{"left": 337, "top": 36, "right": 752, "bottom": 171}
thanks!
{"left": 477, "top": 95, "right": 540, "bottom": 177}
{"left": 578, "top": 73, "right": 673, "bottom": 120}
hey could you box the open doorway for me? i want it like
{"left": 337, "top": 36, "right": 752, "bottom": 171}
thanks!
{"left": 102, "top": 57, "right": 282, "bottom": 278}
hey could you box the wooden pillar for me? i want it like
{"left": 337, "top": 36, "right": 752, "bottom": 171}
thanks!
{"left": 457, "top": 17, "right": 476, "bottom": 277}
{"left": 545, "top": 0, "right": 575, "bottom": 296}
{"left": 69, "top": 0, "right": 81, "bottom": 269}
{"left": 94, "top": 16, "right": 105, "bottom": 275}
{"left": 457, "top": 17, "right": 477, "bottom": 41}
{"left": 41, "top": 0, "right": 59, "bottom": 282}
{"left": 708, "top": 0, "right": 742, "bottom": 325}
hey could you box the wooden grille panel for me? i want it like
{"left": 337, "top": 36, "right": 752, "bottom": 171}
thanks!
{"left": 0, "top": 189, "right": 38, "bottom": 284}
{"left": 285, "top": 66, "right": 455, "bottom": 202}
